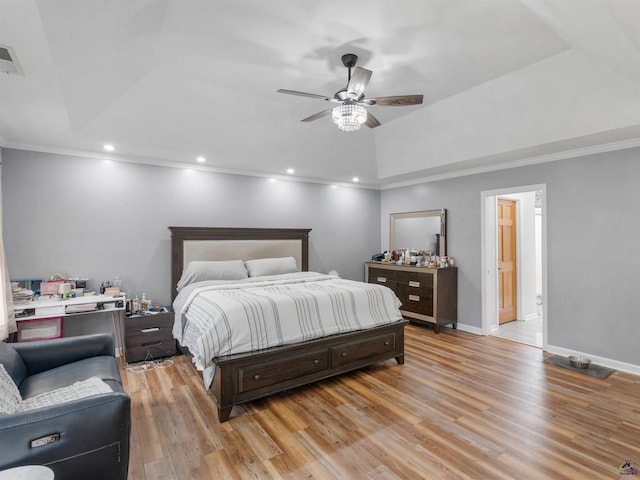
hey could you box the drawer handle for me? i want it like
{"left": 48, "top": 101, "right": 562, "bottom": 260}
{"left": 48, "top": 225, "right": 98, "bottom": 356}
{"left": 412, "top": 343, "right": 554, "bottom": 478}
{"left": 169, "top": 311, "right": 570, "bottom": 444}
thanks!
{"left": 384, "top": 341, "right": 390, "bottom": 346}
{"left": 254, "top": 374, "right": 261, "bottom": 380}
{"left": 377, "top": 277, "right": 387, "bottom": 283}
{"left": 409, "top": 281, "right": 420, "bottom": 288}
{"left": 141, "top": 327, "right": 160, "bottom": 333}
{"left": 341, "top": 352, "right": 348, "bottom": 357}
{"left": 313, "top": 359, "right": 320, "bottom": 364}
{"left": 409, "top": 294, "right": 420, "bottom": 302}
{"left": 141, "top": 341, "right": 161, "bottom": 347}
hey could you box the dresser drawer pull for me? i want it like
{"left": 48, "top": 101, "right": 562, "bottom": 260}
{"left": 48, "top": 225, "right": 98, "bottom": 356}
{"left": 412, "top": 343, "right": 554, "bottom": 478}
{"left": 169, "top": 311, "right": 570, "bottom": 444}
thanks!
{"left": 141, "top": 341, "right": 161, "bottom": 347}
{"left": 409, "top": 281, "right": 421, "bottom": 288}
{"left": 377, "top": 277, "right": 387, "bottom": 283}
{"left": 384, "top": 340, "right": 390, "bottom": 346}
{"left": 254, "top": 374, "right": 261, "bottom": 380}
{"left": 409, "top": 294, "right": 420, "bottom": 302}
{"left": 141, "top": 327, "right": 160, "bottom": 333}
{"left": 313, "top": 359, "right": 320, "bottom": 364}
{"left": 341, "top": 352, "right": 348, "bottom": 357}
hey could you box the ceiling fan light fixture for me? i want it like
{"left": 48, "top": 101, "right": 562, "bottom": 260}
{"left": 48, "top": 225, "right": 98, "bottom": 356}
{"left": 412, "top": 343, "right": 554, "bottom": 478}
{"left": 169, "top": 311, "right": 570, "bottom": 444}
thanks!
{"left": 331, "top": 103, "right": 367, "bottom": 132}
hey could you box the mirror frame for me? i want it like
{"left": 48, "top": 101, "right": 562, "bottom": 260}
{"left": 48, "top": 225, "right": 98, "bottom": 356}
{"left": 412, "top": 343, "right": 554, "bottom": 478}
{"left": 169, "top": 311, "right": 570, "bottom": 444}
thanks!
{"left": 390, "top": 208, "right": 447, "bottom": 257}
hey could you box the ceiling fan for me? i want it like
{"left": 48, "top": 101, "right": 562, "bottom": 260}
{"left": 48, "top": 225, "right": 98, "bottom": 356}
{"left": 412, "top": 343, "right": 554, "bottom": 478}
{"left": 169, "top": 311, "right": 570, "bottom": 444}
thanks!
{"left": 277, "top": 53, "right": 423, "bottom": 132}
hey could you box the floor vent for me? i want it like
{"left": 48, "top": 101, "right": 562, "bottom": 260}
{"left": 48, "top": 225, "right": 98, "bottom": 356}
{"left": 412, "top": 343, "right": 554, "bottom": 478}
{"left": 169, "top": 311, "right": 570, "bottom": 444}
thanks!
{"left": 0, "top": 45, "right": 24, "bottom": 75}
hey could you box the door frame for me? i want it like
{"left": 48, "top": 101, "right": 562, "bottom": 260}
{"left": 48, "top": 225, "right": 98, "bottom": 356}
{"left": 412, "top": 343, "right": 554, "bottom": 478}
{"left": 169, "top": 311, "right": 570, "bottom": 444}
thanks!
{"left": 480, "top": 184, "right": 548, "bottom": 348}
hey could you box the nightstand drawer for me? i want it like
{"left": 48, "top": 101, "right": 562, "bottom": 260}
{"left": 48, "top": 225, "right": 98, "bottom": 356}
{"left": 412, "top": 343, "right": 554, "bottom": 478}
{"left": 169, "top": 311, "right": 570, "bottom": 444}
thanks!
{"left": 125, "top": 324, "right": 172, "bottom": 348}
{"left": 125, "top": 312, "right": 173, "bottom": 332}
{"left": 126, "top": 341, "right": 176, "bottom": 363}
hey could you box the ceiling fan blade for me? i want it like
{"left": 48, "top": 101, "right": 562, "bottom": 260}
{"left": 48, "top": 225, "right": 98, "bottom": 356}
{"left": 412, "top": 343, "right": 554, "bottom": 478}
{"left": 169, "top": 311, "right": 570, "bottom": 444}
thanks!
{"left": 347, "top": 67, "right": 372, "bottom": 99}
{"left": 301, "top": 109, "right": 332, "bottom": 122}
{"left": 367, "top": 95, "right": 424, "bottom": 106}
{"left": 277, "top": 89, "right": 332, "bottom": 101}
{"left": 365, "top": 112, "right": 381, "bottom": 128}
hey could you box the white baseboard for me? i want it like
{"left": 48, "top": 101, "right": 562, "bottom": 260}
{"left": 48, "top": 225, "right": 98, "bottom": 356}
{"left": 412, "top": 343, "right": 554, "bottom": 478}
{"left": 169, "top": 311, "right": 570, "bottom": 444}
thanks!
{"left": 456, "top": 323, "right": 484, "bottom": 336}
{"left": 545, "top": 344, "right": 640, "bottom": 377}
{"left": 450, "top": 326, "right": 640, "bottom": 376}
{"left": 523, "top": 313, "right": 539, "bottom": 321}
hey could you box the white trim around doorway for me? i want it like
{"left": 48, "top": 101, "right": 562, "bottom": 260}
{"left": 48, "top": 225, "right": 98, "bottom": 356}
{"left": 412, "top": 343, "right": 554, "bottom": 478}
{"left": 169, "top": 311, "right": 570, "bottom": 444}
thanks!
{"left": 480, "top": 184, "right": 548, "bottom": 350}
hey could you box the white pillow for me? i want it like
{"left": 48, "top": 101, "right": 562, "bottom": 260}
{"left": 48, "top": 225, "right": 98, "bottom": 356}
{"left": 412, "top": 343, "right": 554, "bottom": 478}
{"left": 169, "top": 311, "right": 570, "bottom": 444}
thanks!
{"left": 18, "top": 376, "right": 112, "bottom": 412}
{"left": 0, "top": 363, "right": 22, "bottom": 415}
{"left": 177, "top": 260, "right": 248, "bottom": 291}
{"left": 245, "top": 257, "right": 298, "bottom": 277}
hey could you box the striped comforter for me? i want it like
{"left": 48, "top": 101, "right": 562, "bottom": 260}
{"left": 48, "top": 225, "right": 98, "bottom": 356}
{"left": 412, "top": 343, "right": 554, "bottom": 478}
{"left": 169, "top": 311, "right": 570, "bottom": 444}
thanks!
{"left": 173, "top": 273, "right": 403, "bottom": 388}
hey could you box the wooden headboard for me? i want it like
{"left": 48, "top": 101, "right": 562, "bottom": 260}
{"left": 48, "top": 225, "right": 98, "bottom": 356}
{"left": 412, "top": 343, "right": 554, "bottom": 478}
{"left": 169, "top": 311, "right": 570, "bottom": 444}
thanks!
{"left": 169, "top": 227, "right": 311, "bottom": 300}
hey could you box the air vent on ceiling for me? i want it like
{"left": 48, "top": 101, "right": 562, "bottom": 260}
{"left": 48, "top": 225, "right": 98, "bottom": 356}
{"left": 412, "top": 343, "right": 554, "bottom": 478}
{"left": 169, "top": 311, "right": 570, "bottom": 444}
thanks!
{"left": 0, "top": 45, "right": 24, "bottom": 75}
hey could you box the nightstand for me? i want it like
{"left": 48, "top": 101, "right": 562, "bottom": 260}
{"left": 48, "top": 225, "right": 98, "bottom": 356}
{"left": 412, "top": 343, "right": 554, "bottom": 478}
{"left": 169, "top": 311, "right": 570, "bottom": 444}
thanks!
{"left": 124, "top": 309, "right": 176, "bottom": 363}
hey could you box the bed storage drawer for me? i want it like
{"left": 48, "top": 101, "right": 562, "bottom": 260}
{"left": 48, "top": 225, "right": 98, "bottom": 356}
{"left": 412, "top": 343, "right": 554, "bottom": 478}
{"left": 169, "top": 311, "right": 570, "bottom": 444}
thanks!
{"left": 330, "top": 332, "right": 396, "bottom": 368}
{"left": 213, "top": 321, "right": 407, "bottom": 422}
{"left": 238, "top": 348, "right": 329, "bottom": 393}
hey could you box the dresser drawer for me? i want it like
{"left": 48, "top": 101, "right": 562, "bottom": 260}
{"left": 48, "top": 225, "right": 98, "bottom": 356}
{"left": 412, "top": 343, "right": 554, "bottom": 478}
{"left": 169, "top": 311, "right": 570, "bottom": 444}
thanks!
{"left": 238, "top": 348, "right": 329, "bottom": 393}
{"left": 397, "top": 271, "right": 433, "bottom": 289}
{"left": 330, "top": 332, "right": 396, "bottom": 368}
{"left": 397, "top": 292, "right": 433, "bottom": 316}
{"left": 367, "top": 267, "right": 397, "bottom": 288}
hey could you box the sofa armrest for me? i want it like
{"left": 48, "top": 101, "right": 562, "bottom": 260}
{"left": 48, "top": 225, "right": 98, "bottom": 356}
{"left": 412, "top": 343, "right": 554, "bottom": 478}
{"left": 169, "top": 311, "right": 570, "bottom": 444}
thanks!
{"left": 0, "top": 392, "right": 130, "bottom": 479}
{"left": 12, "top": 334, "right": 115, "bottom": 375}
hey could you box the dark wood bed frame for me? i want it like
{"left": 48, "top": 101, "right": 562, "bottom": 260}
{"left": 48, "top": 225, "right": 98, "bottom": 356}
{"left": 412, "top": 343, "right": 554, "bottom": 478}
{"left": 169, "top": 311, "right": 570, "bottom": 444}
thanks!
{"left": 170, "top": 226, "right": 407, "bottom": 422}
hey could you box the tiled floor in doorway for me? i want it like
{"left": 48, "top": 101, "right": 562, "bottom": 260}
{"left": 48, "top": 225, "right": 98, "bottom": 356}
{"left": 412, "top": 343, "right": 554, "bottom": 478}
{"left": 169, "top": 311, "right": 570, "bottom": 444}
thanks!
{"left": 494, "top": 316, "right": 542, "bottom": 348}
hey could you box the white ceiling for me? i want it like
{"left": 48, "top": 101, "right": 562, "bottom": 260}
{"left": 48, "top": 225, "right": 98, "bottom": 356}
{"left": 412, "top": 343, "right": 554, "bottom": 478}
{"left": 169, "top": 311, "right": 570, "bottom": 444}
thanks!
{"left": 1, "top": 0, "right": 639, "bottom": 187}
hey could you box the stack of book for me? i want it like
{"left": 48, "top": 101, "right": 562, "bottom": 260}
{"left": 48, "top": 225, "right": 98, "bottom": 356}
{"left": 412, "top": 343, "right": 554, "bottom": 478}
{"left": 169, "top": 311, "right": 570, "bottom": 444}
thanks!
{"left": 12, "top": 286, "right": 34, "bottom": 305}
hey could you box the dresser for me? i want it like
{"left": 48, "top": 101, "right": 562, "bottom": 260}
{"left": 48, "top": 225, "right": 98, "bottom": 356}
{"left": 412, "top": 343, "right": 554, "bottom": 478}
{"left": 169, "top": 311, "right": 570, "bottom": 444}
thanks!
{"left": 365, "top": 262, "right": 457, "bottom": 333}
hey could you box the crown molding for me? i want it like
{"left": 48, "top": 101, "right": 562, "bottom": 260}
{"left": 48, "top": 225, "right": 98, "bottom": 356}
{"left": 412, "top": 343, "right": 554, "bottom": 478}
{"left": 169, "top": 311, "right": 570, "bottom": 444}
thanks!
{"left": 379, "top": 137, "right": 640, "bottom": 190}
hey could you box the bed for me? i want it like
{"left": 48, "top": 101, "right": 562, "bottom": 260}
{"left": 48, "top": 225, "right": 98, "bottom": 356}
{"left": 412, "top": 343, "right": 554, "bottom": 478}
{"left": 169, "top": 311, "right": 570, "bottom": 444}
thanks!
{"left": 170, "top": 226, "right": 407, "bottom": 422}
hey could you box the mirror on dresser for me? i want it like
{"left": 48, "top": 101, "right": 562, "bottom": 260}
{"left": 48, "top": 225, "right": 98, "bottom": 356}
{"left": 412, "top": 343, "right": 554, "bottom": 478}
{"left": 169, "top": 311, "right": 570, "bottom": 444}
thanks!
{"left": 390, "top": 209, "right": 447, "bottom": 257}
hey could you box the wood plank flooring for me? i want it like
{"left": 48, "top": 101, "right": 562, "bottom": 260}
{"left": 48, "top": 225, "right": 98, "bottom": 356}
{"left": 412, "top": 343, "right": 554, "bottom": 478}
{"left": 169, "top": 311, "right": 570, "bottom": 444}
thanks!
{"left": 122, "top": 325, "right": 640, "bottom": 479}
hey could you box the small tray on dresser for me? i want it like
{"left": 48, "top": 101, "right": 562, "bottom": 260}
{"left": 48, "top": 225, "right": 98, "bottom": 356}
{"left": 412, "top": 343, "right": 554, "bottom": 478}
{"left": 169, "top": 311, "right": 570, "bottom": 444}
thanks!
{"left": 125, "top": 309, "right": 176, "bottom": 363}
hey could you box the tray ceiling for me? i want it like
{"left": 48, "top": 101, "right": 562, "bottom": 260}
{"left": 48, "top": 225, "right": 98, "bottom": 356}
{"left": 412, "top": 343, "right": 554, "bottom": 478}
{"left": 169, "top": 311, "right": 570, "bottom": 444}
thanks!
{"left": 1, "top": 0, "right": 639, "bottom": 187}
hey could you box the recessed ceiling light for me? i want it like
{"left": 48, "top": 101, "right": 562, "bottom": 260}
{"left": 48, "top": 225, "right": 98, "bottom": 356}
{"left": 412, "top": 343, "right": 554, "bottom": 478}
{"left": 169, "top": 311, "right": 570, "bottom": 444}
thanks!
{"left": 196, "top": 156, "right": 206, "bottom": 163}
{"left": 286, "top": 168, "right": 295, "bottom": 175}
{"left": 103, "top": 144, "right": 115, "bottom": 152}
{"left": 352, "top": 177, "right": 360, "bottom": 183}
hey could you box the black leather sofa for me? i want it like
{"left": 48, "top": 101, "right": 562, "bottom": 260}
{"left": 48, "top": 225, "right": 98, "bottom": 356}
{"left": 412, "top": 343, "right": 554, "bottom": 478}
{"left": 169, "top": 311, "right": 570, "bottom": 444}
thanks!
{"left": 0, "top": 333, "right": 130, "bottom": 480}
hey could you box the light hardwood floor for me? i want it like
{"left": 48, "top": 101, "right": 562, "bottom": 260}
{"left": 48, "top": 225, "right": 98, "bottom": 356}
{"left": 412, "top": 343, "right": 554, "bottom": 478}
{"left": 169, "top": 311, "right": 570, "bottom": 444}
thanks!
{"left": 122, "top": 325, "right": 640, "bottom": 479}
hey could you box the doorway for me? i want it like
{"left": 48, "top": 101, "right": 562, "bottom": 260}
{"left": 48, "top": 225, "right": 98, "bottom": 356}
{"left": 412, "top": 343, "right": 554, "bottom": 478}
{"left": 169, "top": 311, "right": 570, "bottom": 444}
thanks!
{"left": 481, "top": 185, "right": 547, "bottom": 348}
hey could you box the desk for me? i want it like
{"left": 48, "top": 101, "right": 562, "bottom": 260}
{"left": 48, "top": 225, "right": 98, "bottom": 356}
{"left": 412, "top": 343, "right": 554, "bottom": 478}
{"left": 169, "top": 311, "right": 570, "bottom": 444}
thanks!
{"left": 14, "top": 295, "right": 126, "bottom": 365}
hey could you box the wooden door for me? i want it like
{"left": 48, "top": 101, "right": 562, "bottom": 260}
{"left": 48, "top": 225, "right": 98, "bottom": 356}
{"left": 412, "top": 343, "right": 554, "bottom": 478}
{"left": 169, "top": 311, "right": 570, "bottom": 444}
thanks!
{"left": 498, "top": 199, "right": 517, "bottom": 324}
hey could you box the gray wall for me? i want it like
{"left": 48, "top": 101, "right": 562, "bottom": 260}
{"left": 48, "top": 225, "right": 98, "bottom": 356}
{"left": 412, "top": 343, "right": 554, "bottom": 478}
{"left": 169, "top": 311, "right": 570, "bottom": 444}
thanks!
{"left": 2, "top": 149, "right": 381, "bottom": 307}
{"left": 5, "top": 147, "right": 640, "bottom": 368}
{"left": 381, "top": 147, "right": 640, "bottom": 366}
